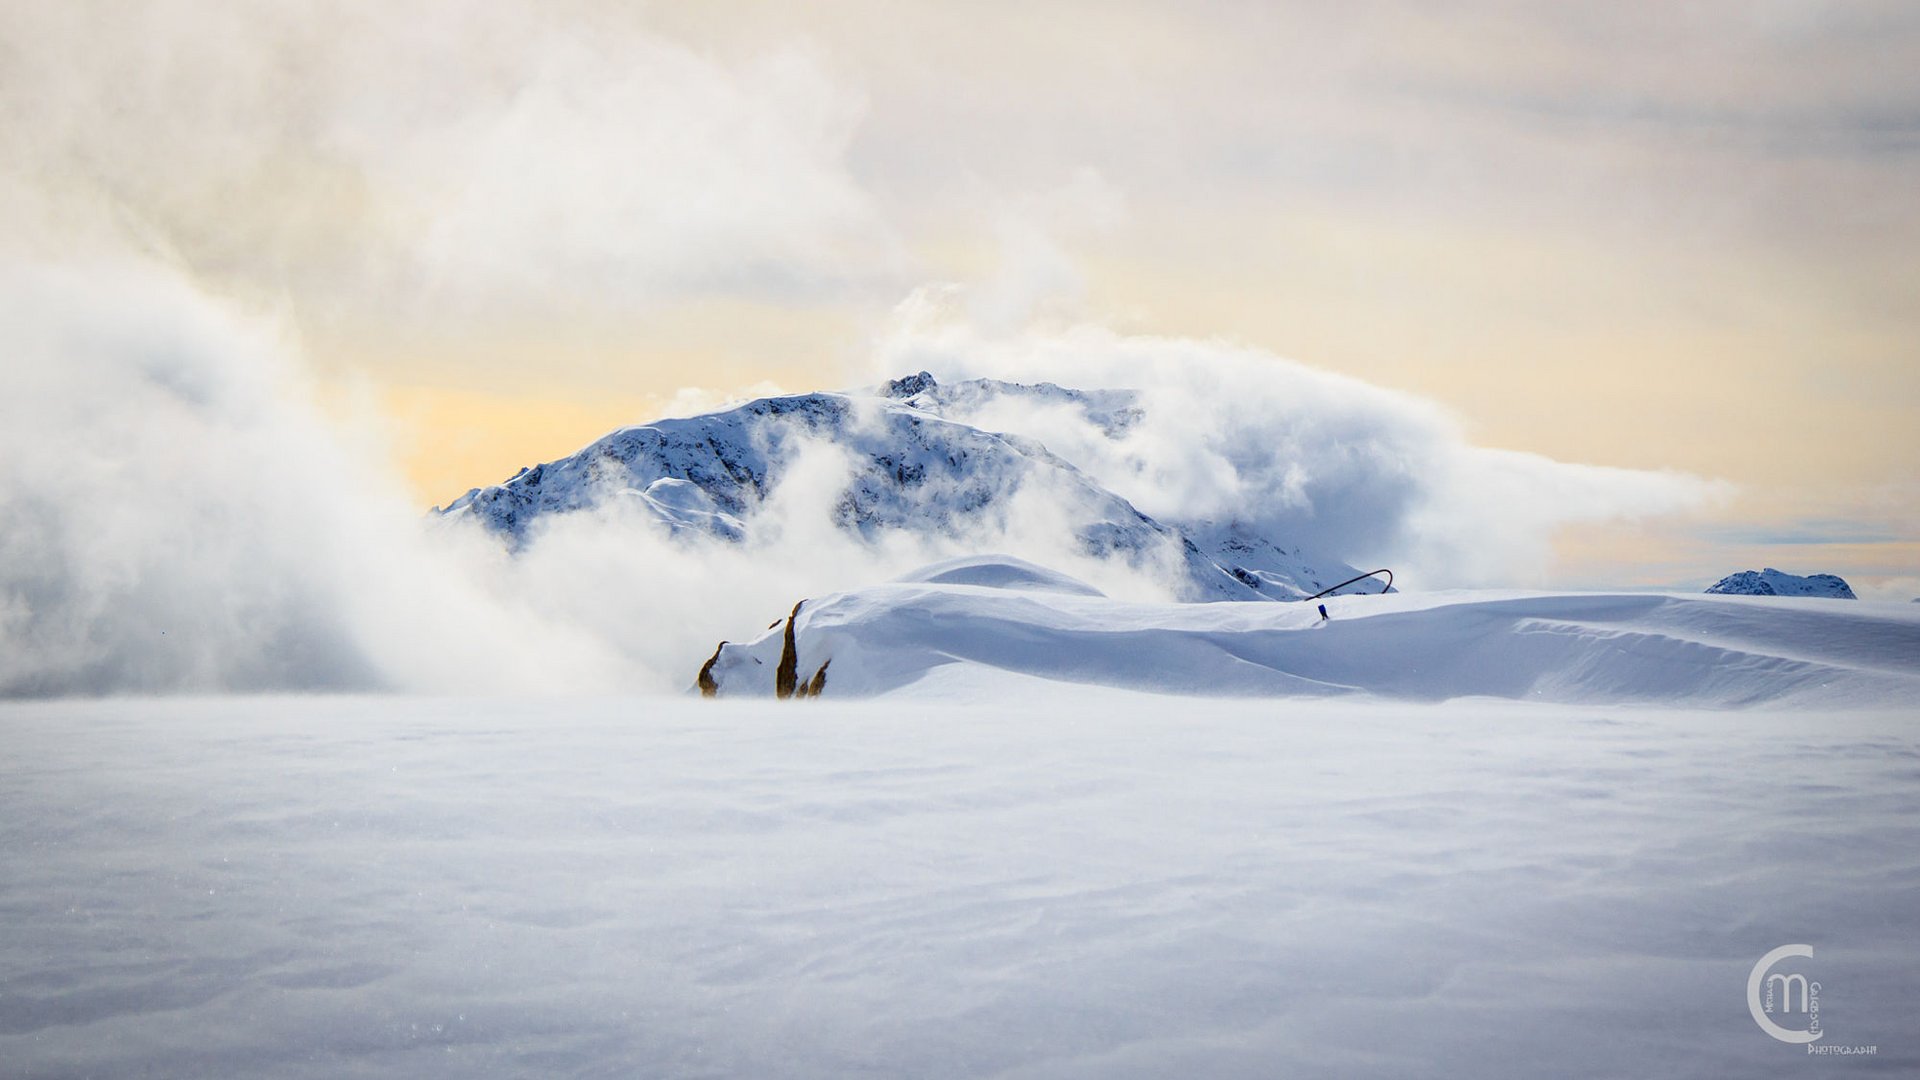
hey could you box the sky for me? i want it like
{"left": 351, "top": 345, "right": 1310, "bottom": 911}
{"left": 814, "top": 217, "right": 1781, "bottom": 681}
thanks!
{"left": 3, "top": 0, "right": 1917, "bottom": 598}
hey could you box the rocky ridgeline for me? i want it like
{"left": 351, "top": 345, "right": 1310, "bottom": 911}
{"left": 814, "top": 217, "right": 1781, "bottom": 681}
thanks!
{"left": 1706, "top": 568, "right": 1856, "bottom": 599}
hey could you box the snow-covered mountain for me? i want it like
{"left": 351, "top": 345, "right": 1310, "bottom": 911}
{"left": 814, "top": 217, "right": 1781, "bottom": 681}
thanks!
{"left": 1705, "top": 568, "right": 1856, "bottom": 599}
{"left": 699, "top": 555, "right": 1920, "bottom": 706}
{"left": 437, "top": 374, "right": 1377, "bottom": 601}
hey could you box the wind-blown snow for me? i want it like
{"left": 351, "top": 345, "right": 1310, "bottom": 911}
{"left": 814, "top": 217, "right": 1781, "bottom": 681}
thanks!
{"left": 2, "top": 695, "right": 1913, "bottom": 1077}
{"left": 702, "top": 558, "right": 1920, "bottom": 707}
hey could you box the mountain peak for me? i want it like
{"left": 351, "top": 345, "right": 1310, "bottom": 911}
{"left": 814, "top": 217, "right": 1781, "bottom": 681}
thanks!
{"left": 880, "top": 371, "right": 937, "bottom": 398}
{"left": 435, "top": 376, "right": 1375, "bottom": 602}
{"left": 1705, "top": 568, "right": 1856, "bottom": 599}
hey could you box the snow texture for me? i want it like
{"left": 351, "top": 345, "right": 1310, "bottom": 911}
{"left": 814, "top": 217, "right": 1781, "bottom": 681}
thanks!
{"left": 1706, "top": 568, "right": 1857, "bottom": 599}
{"left": 436, "top": 374, "right": 1370, "bottom": 601}
{"left": 702, "top": 557, "right": 1920, "bottom": 707}
{"left": 893, "top": 553, "right": 1106, "bottom": 596}
{"left": 2, "top": 695, "right": 1914, "bottom": 1078}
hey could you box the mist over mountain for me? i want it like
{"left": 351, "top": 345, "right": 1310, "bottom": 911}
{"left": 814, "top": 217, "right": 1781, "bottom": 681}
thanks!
{"left": 438, "top": 372, "right": 1373, "bottom": 601}
{"left": 0, "top": 252, "right": 1723, "bottom": 697}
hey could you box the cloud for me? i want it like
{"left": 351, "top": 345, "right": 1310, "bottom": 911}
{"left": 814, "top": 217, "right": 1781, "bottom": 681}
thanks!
{"left": 0, "top": 253, "right": 634, "bottom": 696}
{"left": 965, "top": 168, "right": 1128, "bottom": 334}
{"left": 875, "top": 289, "right": 1726, "bottom": 587}
{"left": 378, "top": 28, "right": 897, "bottom": 311}
{"left": 0, "top": 0, "right": 901, "bottom": 321}
{"left": 1858, "top": 575, "right": 1920, "bottom": 603}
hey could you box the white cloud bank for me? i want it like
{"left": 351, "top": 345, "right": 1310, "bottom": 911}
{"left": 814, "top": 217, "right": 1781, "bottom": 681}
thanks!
{"left": 0, "top": 0, "right": 898, "bottom": 318}
{"left": 0, "top": 253, "right": 1724, "bottom": 697}
{"left": 0, "top": 256, "right": 603, "bottom": 695}
{"left": 879, "top": 289, "right": 1726, "bottom": 587}
{"left": 0, "top": 254, "right": 984, "bottom": 697}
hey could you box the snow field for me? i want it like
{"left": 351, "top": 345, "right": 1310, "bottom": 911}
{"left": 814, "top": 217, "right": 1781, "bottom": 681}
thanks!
{"left": 3, "top": 694, "right": 1915, "bottom": 1078}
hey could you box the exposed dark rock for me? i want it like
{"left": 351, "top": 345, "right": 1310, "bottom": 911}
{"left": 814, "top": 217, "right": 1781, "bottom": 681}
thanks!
{"left": 774, "top": 601, "right": 804, "bottom": 699}
{"left": 1706, "top": 569, "right": 1855, "bottom": 599}
{"left": 695, "top": 642, "right": 726, "bottom": 698}
{"left": 881, "top": 370, "right": 937, "bottom": 398}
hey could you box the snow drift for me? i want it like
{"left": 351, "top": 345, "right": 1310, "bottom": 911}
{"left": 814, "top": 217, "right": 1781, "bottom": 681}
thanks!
{"left": 7, "top": 694, "right": 1913, "bottom": 1078}
{"left": 700, "top": 556, "right": 1920, "bottom": 707}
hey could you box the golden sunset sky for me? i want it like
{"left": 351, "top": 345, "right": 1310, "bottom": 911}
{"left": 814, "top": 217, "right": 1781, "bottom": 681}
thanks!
{"left": 5, "top": 0, "right": 1916, "bottom": 592}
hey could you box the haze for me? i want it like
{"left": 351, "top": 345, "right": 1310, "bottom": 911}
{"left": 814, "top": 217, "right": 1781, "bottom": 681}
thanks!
{"left": 3, "top": 0, "right": 1915, "bottom": 595}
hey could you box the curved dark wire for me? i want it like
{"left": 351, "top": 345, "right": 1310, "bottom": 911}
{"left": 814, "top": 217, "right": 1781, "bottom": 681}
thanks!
{"left": 1304, "top": 569, "right": 1393, "bottom": 602}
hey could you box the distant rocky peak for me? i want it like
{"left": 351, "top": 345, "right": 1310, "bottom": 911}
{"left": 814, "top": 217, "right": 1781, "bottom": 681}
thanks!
{"left": 880, "top": 371, "right": 938, "bottom": 398}
{"left": 1705, "top": 568, "right": 1856, "bottom": 599}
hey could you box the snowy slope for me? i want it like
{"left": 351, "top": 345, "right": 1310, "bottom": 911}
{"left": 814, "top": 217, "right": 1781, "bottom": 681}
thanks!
{"left": 893, "top": 552, "right": 1106, "bottom": 595}
{"left": 700, "top": 557, "right": 1920, "bottom": 707}
{"left": 436, "top": 376, "right": 1372, "bottom": 601}
{"left": 1707, "top": 567, "right": 1857, "bottom": 599}
{"left": 4, "top": 695, "right": 1915, "bottom": 1078}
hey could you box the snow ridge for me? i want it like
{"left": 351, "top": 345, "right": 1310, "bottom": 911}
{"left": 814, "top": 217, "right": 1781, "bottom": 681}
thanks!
{"left": 700, "top": 556, "right": 1920, "bottom": 707}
